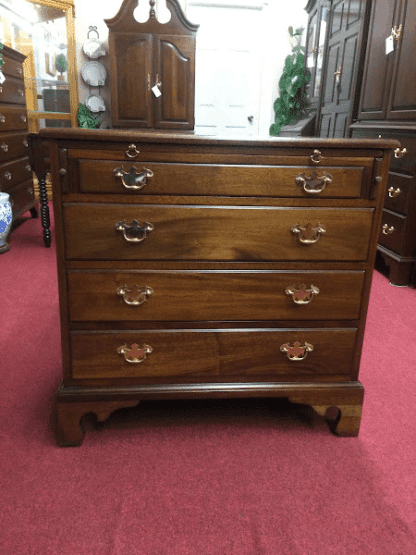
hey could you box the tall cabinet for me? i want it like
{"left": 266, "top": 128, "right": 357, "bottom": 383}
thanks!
{"left": 105, "top": 0, "right": 198, "bottom": 130}
{"left": 351, "top": 0, "right": 416, "bottom": 286}
{"left": 304, "top": 0, "right": 371, "bottom": 138}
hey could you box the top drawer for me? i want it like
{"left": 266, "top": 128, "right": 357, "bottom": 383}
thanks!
{"left": 76, "top": 160, "right": 366, "bottom": 198}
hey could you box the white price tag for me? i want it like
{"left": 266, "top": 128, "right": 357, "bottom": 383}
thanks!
{"left": 0, "top": 70, "right": 5, "bottom": 84}
{"left": 385, "top": 34, "right": 394, "bottom": 55}
{"left": 151, "top": 85, "right": 162, "bottom": 98}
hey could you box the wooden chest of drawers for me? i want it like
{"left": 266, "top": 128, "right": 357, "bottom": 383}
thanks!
{"left": 0, "top": 45, "right": 37, "bottom": 241}
{"left": 33, "top": 129, "right": 397, "bottom": 445}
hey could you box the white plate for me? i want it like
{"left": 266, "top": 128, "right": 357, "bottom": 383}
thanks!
{"left": 81, "top": 61, "right": 106, "bottom": 87}
{"left": 83, "top": 38, "right": 106, "bottom": 59}
{"left": 83, "top": 93, "right": 106, "bottom": 113}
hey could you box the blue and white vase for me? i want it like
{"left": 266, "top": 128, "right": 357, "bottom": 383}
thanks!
{"left": 0, "top": 192, "right": 12, "bottom": 253}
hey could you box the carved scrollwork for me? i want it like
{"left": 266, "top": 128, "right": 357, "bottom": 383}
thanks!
{"left": 117, "top": 285, "right": 153, "bottom": 306}
{"left": 285, "top": 284, "right": 320, "bottom": 304}
{"left": 280, "top": 341, "right": 314, "bottom": 361}
{"left": 295, "top": 171, "right": 332, "bottom": 194}
{"left": 291, "top": 223, "right": 326, "bottom": 244}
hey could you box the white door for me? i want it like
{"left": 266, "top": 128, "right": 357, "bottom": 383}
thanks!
{"left": 187, "top": 2, "right": 265, "bottom": 137}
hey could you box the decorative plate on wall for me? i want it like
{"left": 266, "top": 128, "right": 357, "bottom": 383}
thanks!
{"left": 81, "top": 61, "right": 106, "bottom": 87}
{"left": 83, "top": 93, "right": 106, "bottom": 113}
{"left": 83, "top": 38, "right": 106, "bottom": 59}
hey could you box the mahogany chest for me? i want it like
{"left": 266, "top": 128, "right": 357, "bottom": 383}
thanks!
{"left": 33, "top": 129, "right": 397, "bottom": 445}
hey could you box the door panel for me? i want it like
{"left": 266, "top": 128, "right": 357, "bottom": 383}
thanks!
{"left": 110, "top": 34, "right": 153, "bottom": 127}
{"left": 154, "top": 35, "right": 196, "bottom": 129}
{"left": 357, "top": 0, "right": 398, "bottom": 119}
{"left": 387, "top": 0, "right": 416, "bottom": 119}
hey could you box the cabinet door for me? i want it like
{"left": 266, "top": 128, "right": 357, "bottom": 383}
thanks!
{"left": 318, "top": 0, "right": 366, "bottom": 137}
{"left": 153, "top": 35, "right": 196, "bottom": 130}
{"left": 386, "top": 0, "right": 416, "bottom": 120}
{"left": 357, "top": 0, "right": 399, "bottom": 119}
{"left": 109, "top": 33, "right": 153, "bottom": 128}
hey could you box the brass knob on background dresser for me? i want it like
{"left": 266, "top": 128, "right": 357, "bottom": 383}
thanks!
{"left": 285, "top": 284, "right": 320, "bottom": 304}
{"left": 382, "top": 224, "right": 395, "bottom": 235}
{"left": 388, "top": 186, "right": 401, "bottom": 198}
{"left": 115, "top": 220, "right": 154, "bottom": 242}
{"left": 117, "top": 343, "right": 153, "bottom": 363}
{"left": 291, "top": 223, "right": 326, "bottom": 244}
{"left": 113, "top": 167, "right": 154, "bottom": 190}
{"left": 394, "top": 147, "right": 407, "bottom": 159}
{"left": 117, "top": 285, "right": 153, "bottom": 306}
{"left": 295, "top": 171, "right": 332, "bottom": 194}
{"left": 280, "top": 341, "right": 314, "bottom": 361}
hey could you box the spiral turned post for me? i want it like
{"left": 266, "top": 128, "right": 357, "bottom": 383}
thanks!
{"left": 38, "top": 173, "right": 51, "bottom": 248}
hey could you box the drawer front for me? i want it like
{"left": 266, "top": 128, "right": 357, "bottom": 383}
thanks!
{"left": 70, "top": 328, "right": 358, "bottom": 382}
{"left": 378, "top": 210, "right": 406, "bottom": 254}
{"left": 63, "top": 204, "right": 374, "bottom": 262}
{"left": 0, "top": 133, "right": 29, "bottom": 163}
{"left": 9, "top": 179, "right": 35, "bottom": 217}
{"left": 0, "top": 106, "right": 28, "bottom": 132}
{"left": 2, "top": 57, "right": 24, "bottom": 80}
{"left": 384, "top": 172, "right": 412, "bottom": 215}
{"left": 67, "top": 270, "right": 365, "bottom": 322}
{"left": 0, "top": 78, "right": 26, "bottom": 105}
{"left": 0, "top": 157, "right": 32, "bottom": 190}
{"left": 77, "top": 160, "right": 365, "bottom": 198}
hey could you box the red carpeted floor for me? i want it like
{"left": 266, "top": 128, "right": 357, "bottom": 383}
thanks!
{"left": 1, "top": 208, "right": 415, "bottom": 555}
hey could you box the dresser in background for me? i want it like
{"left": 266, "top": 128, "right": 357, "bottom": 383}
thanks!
{"left": 0, "top": 45, "right": 37, "bottom": 237}
{"left": 30, "top": 129, "right": 397, "bottom": 445}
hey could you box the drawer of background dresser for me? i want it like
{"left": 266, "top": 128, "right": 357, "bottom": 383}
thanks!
{"left": 0, "top": 106, "right": 28, "bottom": 132}
{"left": 0, "top": 157, "right": 32, "bottom": 189}
{"left": 67, "top": 270, "right": 365, "bottom": 322}
{"left": 0, "top": 78, "right": 26, "bottom": 105}
{"left": 384, "top": 173, "right": 412, "bottom": 215}
{"left": 8, "top": 179, "right": 35, "bottom": 215}
{"left": 77, "top": 160, "right": 365, "bottom": 198}
{"left": 70, "top": 328, "right": 358, "bottom": 381}
{"left": 63, "top": 204, "right": 374, "bottom": 261}
{"left": 378, "top": 209, "right": 406, "bottom": 254}
{"left": 0, "top": 133, "right": 29, "bottom": 163}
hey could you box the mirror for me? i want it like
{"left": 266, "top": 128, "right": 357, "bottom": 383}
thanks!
{"left": 0, "top": 0, "right": 78, "bottom": 131}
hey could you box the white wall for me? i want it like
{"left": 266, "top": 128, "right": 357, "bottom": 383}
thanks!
{"left": 73, "top": 0, "right": 308, "bottom": 133}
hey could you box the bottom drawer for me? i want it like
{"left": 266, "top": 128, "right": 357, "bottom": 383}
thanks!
{"left": 70, "top": 328, "right": 358, "bottom": 383}
{"left": 8, "top": 179, "right": 35, "bottom": 218}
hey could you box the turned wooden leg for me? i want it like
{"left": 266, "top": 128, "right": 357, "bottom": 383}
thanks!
{"left": 54, "top": 399, "right": 140, "bottom": 447}
{"left": 38, "top": 173, "right": 51, "bottom": 248}
{"left": 312, "top": 404, "right": 362, "bottom": 437}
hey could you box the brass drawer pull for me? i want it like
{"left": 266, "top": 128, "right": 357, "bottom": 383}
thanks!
{"left": 280, "top": 341, "right": 314, "bottom": 361}
{"left": 291, "top": 223, "right": 326, "bottom": 244}
{"left": 285, "top": 284, "right": 320, "bottom": 304}
{"left": 382, "top": 224, "right": 395, "bottom": 235}
{"left": 4, "top": 171, "right": 12, "bottom": 180}
{"left": 310, "top": 149, "right": 323, "bottom": 164}
{"left": 23, "top": 138, "right": 28, "bottom": 148}
{"left": 117, "top": 343, "right": 153, "bottom": 363}
{"left": 0, "top": 114, "right": 5, "bottom": 123}
{"left": 295, "top": 171, "right": 332, "bottom": 194}
{"left": 20, "top": 114, "right": 27, "bottom": 123}
{"left": 1, "top": 142, "right": 8, "bottom": 152}
{"left": 126, "top": 143, "right": 140, "bottom": 158}
{"left": 114, "top": 167, "right": 154, "bottom": 190}
{"left": 388, "top": 186, "right": 401, "bottom": 198}
{"left": 394, "top": 147, "right": 407, "bottom": 159}
{"left": 117, "top": 285, "right": 153, "bottom": 306}
{"left": 115, "top": 219, "right": 154, "bottom": 242}
{"left": 26, "top": 163, "right": 31, "bottom": 172}
{"left": 18, "top": 89, "right": 24, "bottom": 97}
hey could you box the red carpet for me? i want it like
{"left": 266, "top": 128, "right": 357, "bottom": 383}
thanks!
{"left": 1, "top": 208, "right": 415, "bottom": 555}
